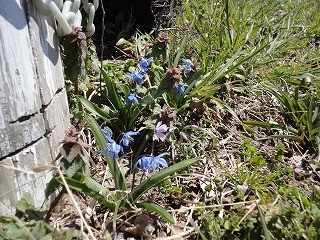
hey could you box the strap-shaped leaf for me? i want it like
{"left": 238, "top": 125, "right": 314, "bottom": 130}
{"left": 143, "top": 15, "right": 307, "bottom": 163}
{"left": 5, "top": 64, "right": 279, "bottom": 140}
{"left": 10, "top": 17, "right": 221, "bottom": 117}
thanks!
{"left": 256, "top": 201, "right": 271, "bottom": 240}
{"left": 55, "top": 176, "right": 116, "bottom": 211}
{"left": 128, "top": 158, "right": 200, "bottom": 204}
{"left": 77, "top": 96, "right": 110, "bottom": 120}
{"left": 84, "top": 114, "right": 127, "bottom": 192}
{"left": 137, "top": 202, "right": 175, "bottom": 224}
{"left": 243, "top": 120, "right": 300, "bottom": 135}
{"left": 78, "top": 96, "right": 123, "bottom": 134}
{"left": 102, "top": 69, "right": 123, "bottom": 111}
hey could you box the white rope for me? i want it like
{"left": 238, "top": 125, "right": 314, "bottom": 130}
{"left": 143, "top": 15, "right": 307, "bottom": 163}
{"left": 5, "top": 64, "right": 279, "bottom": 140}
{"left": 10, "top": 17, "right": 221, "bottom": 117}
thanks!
{"left": 31, "top": 0, "right": 98, "bottom": 37}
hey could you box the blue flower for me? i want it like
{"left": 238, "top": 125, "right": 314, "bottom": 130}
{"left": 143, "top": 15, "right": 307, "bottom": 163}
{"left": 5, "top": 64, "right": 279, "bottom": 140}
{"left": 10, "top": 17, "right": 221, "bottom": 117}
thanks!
{"left": 177, "top": 83, "right": 188, "bottom": 94}
{"left": 126, "top": 71, "right": 145, "bottom": 84}
{"left": 140, "top": 57, "right": 153, "bottom": 72}
{"left": 149, "top": 153, "right": 169, "bottom": 170}
{"left": 120, "top": 131, "right": 139, "bottom": 147}
{"left": 133, "top": 153, "right": 169, "bottom": 174}
{"left": 180, "top": 58, "right": 193, "bottom": 73}
{"left": 133, "top": 156, "right": 152, "bottom": 173}
{"left": 101, "top": 127, "right": 123, "bottom": 160}
{"left": 102, "top": 127, "right": 113, "bottom": 142}
{"left": 126, "top": 93, "right": 140, "bottom": 105}
{"left": 105, "top": 141, "right": 123, "bottom": 160}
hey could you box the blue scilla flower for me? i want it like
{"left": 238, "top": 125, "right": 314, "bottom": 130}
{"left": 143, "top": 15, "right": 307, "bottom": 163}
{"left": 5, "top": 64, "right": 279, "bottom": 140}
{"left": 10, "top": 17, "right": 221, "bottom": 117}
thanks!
{"left": 101, "top": 127, "right": 123, "bottom": 160}
{"left": 133, "top": 153, "right": 169, "bottom": 174}
{"left": 105, "top": 140, "right": 123, "bottom": 160}
{"left": 181, "top": 58, "right": 193, "bottom": 73}
{"left": 126, "top": 93, "right": 140, "bottom": 105}
{"left": 149, "top": 153, "right": 169, "bottom": 170}
{"left": 120, "top": 131, "right": 139, "bottom": 147}
{"left": 126, "top": 71, "right": 145, "bottom": 84}
{"left": 140, "top": 57, "right": 154, "bottom": 72}
{"left": 177, "top": 83, "right": 188, "bottom": 94}
{"left": 102, "top": 127, "right": 113, "bottom": 142}
{"left": 133, "top": 156, "right": 152, "bottom": 173}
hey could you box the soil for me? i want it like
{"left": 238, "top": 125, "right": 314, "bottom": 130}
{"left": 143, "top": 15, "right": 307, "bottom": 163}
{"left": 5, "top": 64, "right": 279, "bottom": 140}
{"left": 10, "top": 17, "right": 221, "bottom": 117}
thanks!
{"left": 92, "top": 0, "right": 176, "bottom": 59}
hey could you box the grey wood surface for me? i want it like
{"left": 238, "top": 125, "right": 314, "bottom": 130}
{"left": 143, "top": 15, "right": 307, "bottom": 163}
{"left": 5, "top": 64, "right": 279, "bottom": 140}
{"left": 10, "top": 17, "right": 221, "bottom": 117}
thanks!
{"left": 0, "top": 0, "right": 70, "bottom": 215}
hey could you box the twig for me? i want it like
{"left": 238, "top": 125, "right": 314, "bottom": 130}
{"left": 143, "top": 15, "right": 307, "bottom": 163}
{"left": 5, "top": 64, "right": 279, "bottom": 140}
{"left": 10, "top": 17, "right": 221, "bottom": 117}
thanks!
{"left": 156, "top": 227, "right": 196, "bottom": 240}
{"left": 44, "top": 189, "right": 65, "bottom": 222}
{"left": 168, "top": 199, "right": 259, "bottom": 212}
{"left": 57, "top": 168, "right": 97, "bottom": 240}
{"left": 99, "top": 0, "right": 105, "bottom": 99}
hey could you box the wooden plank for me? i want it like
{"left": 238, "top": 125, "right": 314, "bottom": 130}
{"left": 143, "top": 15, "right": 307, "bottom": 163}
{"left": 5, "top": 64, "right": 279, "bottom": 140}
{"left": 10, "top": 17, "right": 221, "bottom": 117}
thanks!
{"left": 28, "top": 1, "right": 66, "bottom": 105}
{"left": 0, "top": 138, "right": 53, "bottom": 215}
{"left": 44, "top": 88, "right": 70, "bottom": 157}
{"left": 0, "top": 0, "right": 70, "bottom": 213}
{"left": 0, "top": 0, "right": 41, "bottom": 122}
{"left": 0, "top": 113, "right": 46, "bottom": 158}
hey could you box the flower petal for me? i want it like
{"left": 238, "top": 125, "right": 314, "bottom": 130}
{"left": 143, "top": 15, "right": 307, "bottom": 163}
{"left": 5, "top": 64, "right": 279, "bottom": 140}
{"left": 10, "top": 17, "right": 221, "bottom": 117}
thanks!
{"left": 156, "top": 124, "right": 168, "bottom": 133}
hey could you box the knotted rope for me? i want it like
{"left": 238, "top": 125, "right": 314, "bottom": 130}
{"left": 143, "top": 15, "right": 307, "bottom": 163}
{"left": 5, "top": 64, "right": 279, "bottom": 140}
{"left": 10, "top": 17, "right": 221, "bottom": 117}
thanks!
{"left": 31, "top": 0, "right": 98, "bottom": 37}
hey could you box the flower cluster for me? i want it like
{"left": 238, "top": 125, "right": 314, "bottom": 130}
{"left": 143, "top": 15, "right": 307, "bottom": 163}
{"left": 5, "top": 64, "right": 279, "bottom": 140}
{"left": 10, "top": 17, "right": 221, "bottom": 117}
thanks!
{"left": 126, "top": 57, "right": 153, "bottom": 105}
{"left": 163, "top": 58, "right": 192, "bottom": 95}
{"left": 126, "top": 57, "right": 153, "bottom": 84}
{"left": 155, "top": 32, "right": 170, "bottom": 49}
{"left": 101, "top": 126, "right": 169, "bottom": 174}
{"left": 126, "top": 93, "right": 140, "bottom": 105}
{"left": 102, "top": 127, "right": 139, "bottom": 160}
{"left": 176, "top": 58, "right": 193, "bottom": 94}
{"left": 99, "top": 56, "right": 196, "bottom": 174}
{"left": 133, "top": 153, "right": 169, "bottom": 174}
{"left": 180, "top": 58, "right": 193, "bottom": 73}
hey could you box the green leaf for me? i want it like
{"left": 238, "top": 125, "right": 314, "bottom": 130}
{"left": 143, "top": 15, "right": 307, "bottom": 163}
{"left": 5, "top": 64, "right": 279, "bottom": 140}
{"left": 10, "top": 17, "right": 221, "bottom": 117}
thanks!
{"left": 128, "top": 158, "right": 200, "bottom": 204}
{"left": 84, "top": 176, "right": 107, "bottom": 196}
{"left": 137, "top": 202, "right": 175, "bottom": 224}
{"left": 258, "top": 134, "right": 304, "bottom": 143}
{"left": 102, "top": 69, "right": 123, "bottom": 111}
{"left": 16, "top": 193, "right": 35, "bottom": 214}
{"left": 128, "top": 105, "right": 144, "bottom": 130}
{"left": 45, "top": 177, "right": 61, "bottom": 199}
{"left": 173, "top": 17, "right": 195, "bottom": 68}
{"left": 212, "top": 97, "right": 241, "bottom": 123}
{"left": 243, "top": 120, "right": 300, "bottom": 135}
{"left": 77, "top": 96, "right": 110, "bottom": 120}
{"left": 185, "top": 68, "right": 205, "bottom": 93}
{"left": 77, "top": 96, "right": 125, "bottom": 134}
{"left": 84, "top": 114, "right": 127, "bottom": 192}
{"left": 55, "top": 176, "right": 116, "bottom": 211}
{"left": 2, "top": 223, "right": 25, "bottom": 239}
{"left": 256, "top": 201, "right": 271, "bottom": 240}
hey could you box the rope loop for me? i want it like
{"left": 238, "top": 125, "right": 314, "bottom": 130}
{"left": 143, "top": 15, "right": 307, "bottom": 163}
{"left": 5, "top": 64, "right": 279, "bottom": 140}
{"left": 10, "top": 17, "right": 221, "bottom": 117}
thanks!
{"left": 31, "top": 0, "right": 98, "bottom": 37}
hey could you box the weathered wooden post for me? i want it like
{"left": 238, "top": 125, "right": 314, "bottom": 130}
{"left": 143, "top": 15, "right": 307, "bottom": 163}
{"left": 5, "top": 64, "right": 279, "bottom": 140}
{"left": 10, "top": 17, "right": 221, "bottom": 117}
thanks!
{"left": 0, "top": 0, "right": 69, "bottom": 214}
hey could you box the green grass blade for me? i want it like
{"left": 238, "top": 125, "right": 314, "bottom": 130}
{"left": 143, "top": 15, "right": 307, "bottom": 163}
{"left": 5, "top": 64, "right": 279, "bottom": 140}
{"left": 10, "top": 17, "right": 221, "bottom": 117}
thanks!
{"left": 77, "top": 96, "right": 124, "bottom": 134}
{"left": 102, "top": 69, "right": 123, "bottom": 111}
{"left": 77, "top": 96, "right": 110, "bottom": 120}
{"left": 185, "top": 68, "right": 205, "bottom": 92}
{"left": 55, "top": 176, "right": 116, "bottom": 211}
{"left": 256, "top": 201, "right": 272, "bottom": 240}
{"left": 243, "top": 120, "right": 300, "bottom": 135}
{"left": 212, "top": 97, "right": 241, "bottom": 123}
{"left": 84, "top": 114, "right": 127, "bottom": 191}
{"left": 137, "top": 202, "right": 175, "bottom": 224}
{"left": 128, "top": 158, "right": 200, "bottom": 203}
{"left": 258, "top": 134, "right": 303, "bottom": 143}
{"left": 173, "top": 18, "right": 195, "bottom": 68}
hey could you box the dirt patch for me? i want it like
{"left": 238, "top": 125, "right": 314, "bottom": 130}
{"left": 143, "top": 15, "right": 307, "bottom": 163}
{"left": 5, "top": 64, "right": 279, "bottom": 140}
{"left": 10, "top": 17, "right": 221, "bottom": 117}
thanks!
{"left": 93, "top": 0, "right": 176, "bottom": 58}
